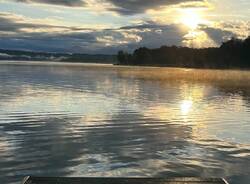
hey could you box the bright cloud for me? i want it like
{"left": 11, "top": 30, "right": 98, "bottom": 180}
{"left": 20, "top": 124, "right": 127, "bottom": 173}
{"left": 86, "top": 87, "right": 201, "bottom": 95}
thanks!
{"left": 0, "top": 0, "right": 249, "bottom": 53}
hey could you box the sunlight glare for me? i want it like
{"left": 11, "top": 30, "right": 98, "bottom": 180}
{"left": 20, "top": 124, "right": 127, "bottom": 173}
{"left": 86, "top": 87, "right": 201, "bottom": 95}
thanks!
{"left": 180, "top": 9, "right": 203, "bottom": 29}
{"left": 181, "top": 100, "right": 193, "bottom": 115}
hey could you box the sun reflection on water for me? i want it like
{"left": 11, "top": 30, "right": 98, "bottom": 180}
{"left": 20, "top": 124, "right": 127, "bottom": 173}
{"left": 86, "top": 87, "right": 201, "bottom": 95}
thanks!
{"left": 143, "top": 83, "right": 207, "bottom": 123}
{"left": 181, "top": 100, "right": 193, "bottom": 115}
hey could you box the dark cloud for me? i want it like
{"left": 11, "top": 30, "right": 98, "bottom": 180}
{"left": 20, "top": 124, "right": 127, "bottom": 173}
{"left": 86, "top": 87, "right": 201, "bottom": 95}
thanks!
{"left": 0, "top": 13, "right": 91, "bottom": 33}
{"left": 201, "top": 26, "right": 237, "bottom": 45}
{"left": 0, "top": 16, "right": 20, "bottom": 32}
{"left": 105, "top": 0, "right": 204, "bottom": 15}
{"left": 15, "top": 0, "right": 86, "bottom": 7}
{"left": 12, "top": 0, "right": 204, "bottom": 15}
{"left": 0, "top": 15, "right": 55, "bottom": 32}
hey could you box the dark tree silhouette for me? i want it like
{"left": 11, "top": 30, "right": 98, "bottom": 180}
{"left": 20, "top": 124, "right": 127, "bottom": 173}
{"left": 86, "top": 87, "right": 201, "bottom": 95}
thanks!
{"left": 117, "top": 36, "right": 250, "bottom": 69}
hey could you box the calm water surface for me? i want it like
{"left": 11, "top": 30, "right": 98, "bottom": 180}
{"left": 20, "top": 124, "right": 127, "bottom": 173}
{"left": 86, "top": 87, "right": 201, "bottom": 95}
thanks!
{"left": 0, "top": 62, "right": 250, "bottom": 184}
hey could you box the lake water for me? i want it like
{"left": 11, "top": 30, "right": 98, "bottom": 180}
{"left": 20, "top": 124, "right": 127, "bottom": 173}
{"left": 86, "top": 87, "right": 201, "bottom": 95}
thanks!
{"left": 0, "top": 62, "right": 250, "bottom": 184}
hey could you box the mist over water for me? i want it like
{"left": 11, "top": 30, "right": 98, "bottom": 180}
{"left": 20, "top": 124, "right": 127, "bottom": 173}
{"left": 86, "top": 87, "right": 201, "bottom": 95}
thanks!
{"left": 0, "top": 62, "right": 250, "bottom": 184}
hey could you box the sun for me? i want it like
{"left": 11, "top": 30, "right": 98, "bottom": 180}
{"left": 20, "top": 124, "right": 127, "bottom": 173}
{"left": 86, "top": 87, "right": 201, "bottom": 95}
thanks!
{"left": 180, "top": 9, "right": 203, "bottom": 29}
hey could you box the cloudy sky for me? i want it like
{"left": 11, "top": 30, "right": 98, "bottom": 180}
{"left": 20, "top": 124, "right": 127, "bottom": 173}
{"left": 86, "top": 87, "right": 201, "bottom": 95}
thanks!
{"left": 0, "top": 0, "right": 249, "bottom": 54}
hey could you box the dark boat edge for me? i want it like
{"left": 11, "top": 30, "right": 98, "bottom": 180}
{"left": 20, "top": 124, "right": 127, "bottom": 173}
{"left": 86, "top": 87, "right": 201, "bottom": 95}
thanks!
{"left": 22, "top": 176, "right": 230, "bottom": 184}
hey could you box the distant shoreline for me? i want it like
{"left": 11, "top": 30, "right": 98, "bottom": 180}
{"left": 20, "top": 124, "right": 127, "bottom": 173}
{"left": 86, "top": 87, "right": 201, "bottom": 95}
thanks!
{"left": 115, "top": 63, "right": 250, "bottom": 71}
{"left": 0, "top": 49, "right": 117, "bottom": 64}
{"left": 1, "top": 60, "right": 250, "bottom": 72}
{"left": 0, "top": 60, "right": 114, "bottom": 67}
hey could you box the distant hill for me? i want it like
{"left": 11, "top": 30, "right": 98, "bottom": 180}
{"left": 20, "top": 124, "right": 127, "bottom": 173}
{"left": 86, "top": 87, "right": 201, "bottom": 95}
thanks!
{"left": 117, "top": 36, "right": 250, "bottom": 69}
{"left": 0, "top": 49, "right": 117, "bottom": 64}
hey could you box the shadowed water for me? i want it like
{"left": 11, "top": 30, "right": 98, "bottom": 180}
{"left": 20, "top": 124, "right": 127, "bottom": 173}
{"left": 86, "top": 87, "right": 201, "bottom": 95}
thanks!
{"left": 0, "top": 62, "right": 250, "bottom": 184}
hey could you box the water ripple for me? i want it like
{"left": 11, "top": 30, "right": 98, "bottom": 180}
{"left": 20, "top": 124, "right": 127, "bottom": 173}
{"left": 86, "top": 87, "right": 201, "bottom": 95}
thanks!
{"left": 0, "top": 63, "right": 250, "bottom": 184}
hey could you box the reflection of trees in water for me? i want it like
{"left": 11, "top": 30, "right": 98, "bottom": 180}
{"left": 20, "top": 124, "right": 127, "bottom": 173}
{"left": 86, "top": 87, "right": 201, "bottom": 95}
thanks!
{"left": 0, "top": 65, "right": 181, "bottom": 109}
{"left": 2, "top": 64, "right": 250, "bottom": 107}
{"left": 215, "top": 83, "right": 250, "bottom": 107}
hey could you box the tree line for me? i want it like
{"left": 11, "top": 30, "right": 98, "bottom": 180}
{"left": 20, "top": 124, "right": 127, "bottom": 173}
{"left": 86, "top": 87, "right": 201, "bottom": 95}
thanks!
{"left": 117, "top": 37, "right": 250, "bottom": 69}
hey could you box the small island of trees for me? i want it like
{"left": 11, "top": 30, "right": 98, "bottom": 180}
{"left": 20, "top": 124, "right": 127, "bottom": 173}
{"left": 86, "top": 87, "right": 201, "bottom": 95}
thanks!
{"left": 117, "top": 37, "right": 250, "bottom": 69}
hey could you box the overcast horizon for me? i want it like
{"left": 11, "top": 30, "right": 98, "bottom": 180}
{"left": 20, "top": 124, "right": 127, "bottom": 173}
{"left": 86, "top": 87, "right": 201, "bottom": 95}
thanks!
{"left": 0, "top": 0, "right": 249, "bottom": 54}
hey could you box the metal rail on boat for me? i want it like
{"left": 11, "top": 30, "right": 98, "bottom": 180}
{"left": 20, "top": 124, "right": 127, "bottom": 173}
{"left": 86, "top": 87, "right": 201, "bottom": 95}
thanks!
{"left": 22, "top": 177, "right": 230, "bottom": 184}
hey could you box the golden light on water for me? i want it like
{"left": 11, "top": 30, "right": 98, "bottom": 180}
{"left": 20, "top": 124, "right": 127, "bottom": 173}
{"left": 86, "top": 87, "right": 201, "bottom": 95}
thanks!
{"left": 180, "top": 100, "right": 193, "bottom": 115}
{"left": 144, "top": 83, "right": 206, "bottom": 122}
